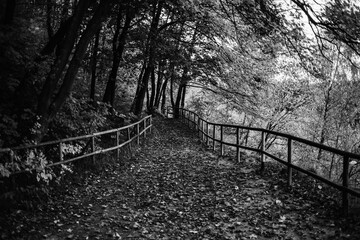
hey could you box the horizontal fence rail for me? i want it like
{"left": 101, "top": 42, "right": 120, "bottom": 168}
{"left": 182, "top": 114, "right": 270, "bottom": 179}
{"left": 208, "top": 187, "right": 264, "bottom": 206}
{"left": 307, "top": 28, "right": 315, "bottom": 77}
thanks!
{"left": 172, "top": 107, "right": 360, "bottom": 214}
{"left": 0, "top": 115, "right": 152, "bottom": 176}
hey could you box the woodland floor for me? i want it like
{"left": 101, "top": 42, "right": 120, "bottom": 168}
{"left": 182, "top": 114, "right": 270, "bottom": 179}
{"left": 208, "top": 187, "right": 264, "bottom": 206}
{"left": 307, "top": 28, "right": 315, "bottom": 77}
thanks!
{"left": 1, "top": 116, "right": 360, "bottom": 240}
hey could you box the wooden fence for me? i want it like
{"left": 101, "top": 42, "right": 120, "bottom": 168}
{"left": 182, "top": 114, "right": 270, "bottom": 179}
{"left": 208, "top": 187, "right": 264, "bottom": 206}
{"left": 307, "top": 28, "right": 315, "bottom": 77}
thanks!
{"left": 0, "top": 115, "right": 152, "bottom": 176}
{"left": 168, "top": 107, "right": 360, "bottom": 214}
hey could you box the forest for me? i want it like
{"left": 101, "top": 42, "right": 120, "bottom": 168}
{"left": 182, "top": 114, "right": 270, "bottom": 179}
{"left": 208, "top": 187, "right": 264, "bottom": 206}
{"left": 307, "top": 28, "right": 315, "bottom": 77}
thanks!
{"left": 1, "top": 0, "right": 360, "bottom": 195}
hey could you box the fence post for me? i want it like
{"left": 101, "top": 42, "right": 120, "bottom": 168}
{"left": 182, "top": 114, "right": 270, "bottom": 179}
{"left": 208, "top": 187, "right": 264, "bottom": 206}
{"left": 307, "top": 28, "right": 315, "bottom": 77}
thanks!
{"left": 197, "top": 117, "right": 200, "bottom": 136}
{"left": 287, "top": 138, "right": 293, "bottom": 186}
{"left": 202, "top": 121, "right": 205, "bottom": 141}
{"left": 236, "top": 127, "right": 240, "bottom": 163}
{"left": 220, "top": 125, "right": 224, "bottom": 156}
{"left": 342, "top": 155, "right": 349, "bottom": 216}
{"left": 116, "top": 130, "right": 120, "bottom": 160}
{"left": 260, "top": 131, "right": 265, "bottom": 171}
{"left": 144, "top": 119, "right": 147, "bottom": 139}
{"left": 91, "top": 135, "right": 95, "bottom": 164}
{"left": 59, "top": 143, "right": 63, "bottom": 162}
{"left": 212, "top": 125, "right": 216, "bottom": 151}
{"left": 136, "top": 123, "right": 140, "bottom": 145}
{"left": 206, "top": 122, "right": 209, "bottom": 146}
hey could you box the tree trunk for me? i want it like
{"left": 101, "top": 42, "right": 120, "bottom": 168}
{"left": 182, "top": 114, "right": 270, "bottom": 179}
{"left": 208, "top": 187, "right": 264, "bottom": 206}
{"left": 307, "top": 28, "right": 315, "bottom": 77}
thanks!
{"left": 103, "top": 6, "right": 134, "bottom": 106}
{"left": 130, "top": 63, "right": 146, "bottom": 113}
{"left": 180, "top": 84, "right": 186, "bottom": 107}
{"left": 161, "top": 79, "right": 167, "bottom": 113}
{"left": 36, "top": 0, "right": 112, "bottom": 141}
{"left": 154, "top": 77, "right": 166, "bottom": 109}
{"left": 316, "top": 83, "right": 332, "bottom": 162}
{"left": 148, "top": 65, "right": 156, "bottom": 112}
{"left": 154, "top": 61, "right": 164, "bottom": 109}
{"left": 37, "top": 0, "right": 89, "bottom": 121}
{"left": 39, "top": 16, "right": 74, "bottom": 58}
{"left": 90, "top": 29, "right": 100, "bottom": 101}
{"left": 132, "top": 0, "right": 164, "bottom": 116}
{"left": 170, "top": 72, "right": 175, "bottom": 108}
{"left": 317, "top": 52, "right": 339, "bottom": 162}
{"left": 173, "top": 24, "right": 197, "bottom": 118}
{"left": 174, "top": 66, "right": 189, "bottom": 118}
{"left": 133, "top": 63, "right": 153, "bottom": 115}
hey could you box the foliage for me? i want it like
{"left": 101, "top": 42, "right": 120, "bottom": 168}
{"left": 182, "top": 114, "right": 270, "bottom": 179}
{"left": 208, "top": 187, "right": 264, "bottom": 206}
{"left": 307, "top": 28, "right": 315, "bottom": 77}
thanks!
{"left": 47, "top": 98, "right": 110, "bottom": 141}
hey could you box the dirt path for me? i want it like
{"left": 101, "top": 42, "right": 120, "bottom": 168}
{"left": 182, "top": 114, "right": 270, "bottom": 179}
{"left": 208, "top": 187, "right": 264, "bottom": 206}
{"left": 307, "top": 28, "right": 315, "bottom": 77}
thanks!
{"left": 1, "top": 116, "right": 358, "bottom": 239}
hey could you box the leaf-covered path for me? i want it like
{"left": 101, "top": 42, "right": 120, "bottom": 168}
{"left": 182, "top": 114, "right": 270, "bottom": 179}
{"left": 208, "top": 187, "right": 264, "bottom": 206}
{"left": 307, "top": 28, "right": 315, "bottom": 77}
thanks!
{"left": 1, "top": 116, "right": 359, "bottom": 239}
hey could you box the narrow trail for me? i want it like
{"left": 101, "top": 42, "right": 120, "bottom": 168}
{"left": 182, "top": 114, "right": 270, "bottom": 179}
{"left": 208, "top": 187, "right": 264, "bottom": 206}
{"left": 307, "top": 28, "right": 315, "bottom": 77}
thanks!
{"left": 1, "top": 116, "right": 358, "bottom": 239}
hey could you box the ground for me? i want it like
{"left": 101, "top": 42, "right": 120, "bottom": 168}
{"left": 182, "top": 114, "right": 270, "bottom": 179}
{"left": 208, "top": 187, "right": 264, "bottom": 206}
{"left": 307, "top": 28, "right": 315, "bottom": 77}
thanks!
{"left": 1, "top": 116, "right": 359, "bottom": 239}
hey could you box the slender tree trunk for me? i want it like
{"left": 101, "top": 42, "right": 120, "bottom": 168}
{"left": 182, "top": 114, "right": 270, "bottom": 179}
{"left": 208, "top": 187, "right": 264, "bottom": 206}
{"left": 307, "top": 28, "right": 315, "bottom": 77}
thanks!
{"left": 134, "top": 63, "right": 153, "bottom": 115}
{"left": 180, "top": 84, "right": 186, "bottom": 107}
{"left": 316, "top": 82, "right": 332, "bottom": 162}
{"left": 329, "top": 135, "right": 340, "bottom": 179}
{"left": 317, "top": 53, "right": 339, "bottom": 162}
{"left": 146, "top": 79, "right": 150, "bottom": 111}
{"left": 154, "top": 76, "right": 165, "bottom": 109}
{"left": 103, "top": 9, "right": 123, "bottom": 105}
{"left": 103, "top": 6, "right": 134, "bottom": 105}
{"left": 170, "top": 76, "right": 175, "bottom": 107}
{"left": 132, "top": 0, "right": 164, "bottom": 115}
{"left": 161, "top": 79, "right": 167, "bottom": 113}
{"left": 131, "top": 63, "right": 146, "bottom": 112}
{"left": 174, "top": 65, "right": 189, "bottom": 117}
{"left": 154, "top": 61, "right": 164, "bottom": 109}
{"left": 148, "top": 65, "right": 156, "bottom": 112}
{"left": 173, "top": 25, "right": 197, "bottom": 118}
{"left": 239, "top": 113, "right": 247, "bottom": 145}
{"left": 90, "top": 29, "right": 100, "bottom": 101}
{"left": 174, "top": 84, "right": 183, "bottom": 118}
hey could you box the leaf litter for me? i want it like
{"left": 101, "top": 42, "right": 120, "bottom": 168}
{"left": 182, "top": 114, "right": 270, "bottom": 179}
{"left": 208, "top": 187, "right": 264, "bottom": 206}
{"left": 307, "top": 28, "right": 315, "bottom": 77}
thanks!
{"left": 1, "top": 116, "right": 360, "bottom": 239}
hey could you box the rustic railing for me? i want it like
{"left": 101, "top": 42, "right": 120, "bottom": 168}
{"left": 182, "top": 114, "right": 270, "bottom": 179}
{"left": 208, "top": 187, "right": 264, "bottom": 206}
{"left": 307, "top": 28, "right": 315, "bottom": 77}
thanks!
{"left": 0, "top": 115, "right": 152, "bottom": 175}
{"left": 168, "top": 107, "right": 360, "bottom": 214}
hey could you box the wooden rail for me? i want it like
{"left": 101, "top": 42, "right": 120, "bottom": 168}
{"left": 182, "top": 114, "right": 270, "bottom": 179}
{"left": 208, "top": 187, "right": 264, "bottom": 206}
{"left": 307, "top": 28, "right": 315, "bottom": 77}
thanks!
{"left": 0, "top": 115, "right": 152, "bottom": 175}
{"left": 171, "top": 107, "right": 360, "bottom": 214}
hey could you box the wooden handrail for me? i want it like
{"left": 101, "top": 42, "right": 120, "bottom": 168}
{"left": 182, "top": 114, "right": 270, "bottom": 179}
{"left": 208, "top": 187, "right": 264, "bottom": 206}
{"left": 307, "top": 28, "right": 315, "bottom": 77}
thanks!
{"left": 0, "top": 115, "right": 153, "bottom": 175}
{"left": 0, "top": 115, "right": 152, "bottom": 152}
{"left": 173, "top": 107, "right": 360, "bottom": 215}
